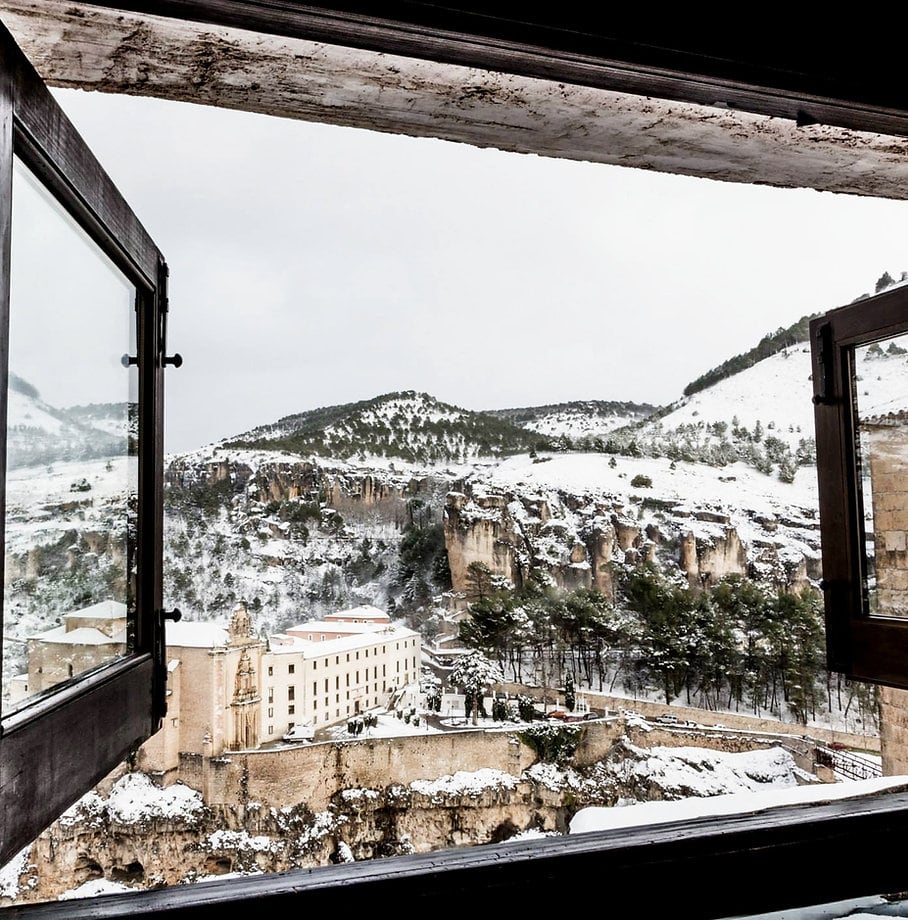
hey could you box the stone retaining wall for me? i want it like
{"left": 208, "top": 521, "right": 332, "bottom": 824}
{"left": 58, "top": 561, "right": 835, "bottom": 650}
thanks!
{"left": 169, "top": 714, "right": 827, "bottom": 811}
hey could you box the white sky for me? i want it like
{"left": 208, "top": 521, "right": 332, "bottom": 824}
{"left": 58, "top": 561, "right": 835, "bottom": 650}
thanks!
{"left": 10, "top": 156, "right": 136, "bottom": 410}
{"left": 44, "top": 87, "right": 908, "bottom": 455}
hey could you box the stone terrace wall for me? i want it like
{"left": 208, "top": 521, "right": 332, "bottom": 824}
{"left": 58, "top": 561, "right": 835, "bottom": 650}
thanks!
{"left": 880, "top": 687, "right": 908, "bottom": 775}
{"left": 178, "top": 726, "right": 559, "bottom": 809}
{"left": 174, "top": 714, "right": 828, "bottom": 813}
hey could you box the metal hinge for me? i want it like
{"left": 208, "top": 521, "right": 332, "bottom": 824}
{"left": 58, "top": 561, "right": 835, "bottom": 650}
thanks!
{"left": 158, "top": 259, "right": 183, "bottom": 368}
{"left": 811, "top": 321, "right": 834, "bottom": 406}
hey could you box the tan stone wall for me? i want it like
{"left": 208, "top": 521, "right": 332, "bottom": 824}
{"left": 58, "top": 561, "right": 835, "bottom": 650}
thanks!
{"left": 880, "top": 686, "right": 908, "bottom": 775}
{"left": 625, "top": 724, "right": 820, "bottom": 776}
{"left": 184, "top": 727, "right": 543, "bottom": 810}
{"left": 177, "top": 646, "right": 228, "bottom": 756}
{"left": 860, "top": 424, "right": 908, "bottom": 775}
{"left": 165, "top": 721, "right": 629, "bottom": 811}
{"left": 867, "top": 423, "right": 908, "bottom": 618}
{"left": 171, "top": 715, "right": 816, "bottom": 812}
{"left": 27, "top": 637, "right": 126, "bottom": 694}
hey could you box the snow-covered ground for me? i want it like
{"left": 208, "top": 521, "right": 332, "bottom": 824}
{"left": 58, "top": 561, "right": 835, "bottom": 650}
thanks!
{"left": 508, "top": 403, "right": 655, "bottom": 441}
{"left": 656, "top": 345, "right": 818, "bottom": 450}
{"left": 485, "top": 450, "right": 818, "bottom": 519}
{"left": 644, "top": 339, "right": 908, "bottom": 453}
{"left": 4, "top": 455, "right": 134, "bottom": 555}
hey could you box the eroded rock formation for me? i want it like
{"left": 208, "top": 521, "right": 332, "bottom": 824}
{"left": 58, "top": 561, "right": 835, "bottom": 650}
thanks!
{"left": 443, "top": 480, "right": 821, "bottom": 597}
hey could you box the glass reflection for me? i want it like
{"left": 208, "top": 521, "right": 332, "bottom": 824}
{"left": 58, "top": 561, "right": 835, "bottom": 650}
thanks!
{"left": 854, "top": 332, "right": 908, "bottom": 618}
{"left": 1, "top": 155, "right": 138, "bottom": 715}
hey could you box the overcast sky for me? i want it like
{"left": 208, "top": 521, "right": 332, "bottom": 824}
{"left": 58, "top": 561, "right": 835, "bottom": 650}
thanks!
{"left": 45, "top": 87, "right": 908, "bottom": 456}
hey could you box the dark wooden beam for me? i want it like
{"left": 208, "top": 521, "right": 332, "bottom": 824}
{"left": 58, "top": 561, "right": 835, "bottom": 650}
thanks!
{"left": 4, "top": 1, "right": 908, "bottom": 199}
{"left": 73, "top": 2, "right": 908, "bottom": 137}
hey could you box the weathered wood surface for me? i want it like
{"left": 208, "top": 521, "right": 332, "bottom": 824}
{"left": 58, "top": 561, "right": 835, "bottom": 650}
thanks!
{"left": 2, "top": 1, "right": 908, "bottom": 199}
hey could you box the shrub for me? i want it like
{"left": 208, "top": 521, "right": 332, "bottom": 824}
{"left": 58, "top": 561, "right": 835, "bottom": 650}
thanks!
{"left": 517, "top": 723, "right": 583, "bottom": 763}
{"left": 630, "top": 474, "right": 652, "bottom": 488}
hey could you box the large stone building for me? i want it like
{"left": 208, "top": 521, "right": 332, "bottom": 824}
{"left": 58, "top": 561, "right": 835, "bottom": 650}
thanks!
{"left": 8, "top": 600, "right": 129, "bottom": 704}
{"left": 150, "top": 601, "right": 420, "bottom": 770}
{"left": 13, "top": 599, "right": 421, "bottom": 771}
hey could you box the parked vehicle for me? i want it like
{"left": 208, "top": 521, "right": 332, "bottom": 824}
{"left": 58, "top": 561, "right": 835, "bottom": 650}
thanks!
{"left": 282, "top": 723, "right": 315, "bottom": 743}
{"left": 547, "top": 709, "right": 600, "bottom": 722}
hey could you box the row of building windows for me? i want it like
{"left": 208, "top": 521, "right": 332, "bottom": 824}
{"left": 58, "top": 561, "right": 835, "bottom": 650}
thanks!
{"left": 310, "top": 686, "right": 387, "bottom": 708}
{"left": 267, "top": 688, "right": 405, "bottom": 735}
{"left": 266, "top": 663, "right": 296, "bottom": 677}
{"left": 265, "top": 658, "right": 414, "bottom": 712}
{"left": 267, "top": 680, "right": 415, "bottom": 712}
{"left": 310, "top": 641, "right": 415, "bottom": 671}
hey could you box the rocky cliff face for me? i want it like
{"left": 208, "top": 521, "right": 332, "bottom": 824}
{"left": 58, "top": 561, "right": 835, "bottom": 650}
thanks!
{"left": 443, "top": 474, "right": 821, "bottom": 598}
{"left": 166, "top": 454, "right": 447, "bottom": 521}
{"left": 160, "top": 450, "right": 461, "bottom": 631}
{"left": 158, "top": 444, "right": 823, "bottom": 638}
{"left": 443, "top": 492, "right": 521, "bottom": 589}
{"left": 6, "top": 774, "right": 580, "bottom": 903}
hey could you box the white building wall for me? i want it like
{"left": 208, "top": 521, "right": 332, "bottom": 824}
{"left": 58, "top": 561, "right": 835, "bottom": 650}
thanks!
{"left": 259, "top": 624, "right": 421, "bottom": 739}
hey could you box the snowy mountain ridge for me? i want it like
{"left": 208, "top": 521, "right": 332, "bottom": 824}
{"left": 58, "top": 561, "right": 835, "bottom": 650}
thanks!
{"left": 224, "top": 390, "right": 550, "bottom": 465}
{"left": 483, "top": 399, "right": 658, "bottom": 443}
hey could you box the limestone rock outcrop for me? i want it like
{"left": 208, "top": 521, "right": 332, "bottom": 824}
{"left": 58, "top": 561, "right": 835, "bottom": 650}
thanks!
{"left": 443, "top": 479, "right": 821, "bottom": 597}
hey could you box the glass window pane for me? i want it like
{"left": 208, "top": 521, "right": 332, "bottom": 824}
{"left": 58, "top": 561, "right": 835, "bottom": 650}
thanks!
{"left": 854, "top": 331, "right": 908, "bottom": 618}
{"left": 1, "top": 155, "right": 138, "bottom": 715}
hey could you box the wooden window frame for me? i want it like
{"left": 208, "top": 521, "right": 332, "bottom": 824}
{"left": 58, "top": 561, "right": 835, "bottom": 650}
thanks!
{"left": 811, "top": 285, "right": 908, "bottom": 688}
{"left": 0, "top": 20, "right": 167, "bottom": 868}
{"left": 2, "top": 6, "right": 908, "bottom": 919}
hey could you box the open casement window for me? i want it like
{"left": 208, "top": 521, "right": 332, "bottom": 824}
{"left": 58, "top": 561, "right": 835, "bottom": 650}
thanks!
{"left": 0, "top": 22, "right": 169, "bottom": 867}
{"left": 812, "top": 284, "right": 908, "bottom": 689}
{"left": 5, "top": 9, "right": 908, "bottom": 920}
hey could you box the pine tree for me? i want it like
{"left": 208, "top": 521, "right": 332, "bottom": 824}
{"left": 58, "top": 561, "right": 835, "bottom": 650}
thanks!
{"left": 450, "top": 650, "right": 504, "bottom": 725}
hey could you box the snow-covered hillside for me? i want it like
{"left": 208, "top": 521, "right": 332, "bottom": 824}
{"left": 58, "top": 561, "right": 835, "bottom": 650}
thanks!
{"left": 655, "top": 344, "right": 817, "bottom": 451}
{"left": 486, "top": 399, "right": 658, "bottom": 442}
{"left": 6, "top": 375, "right": 127, "bottom": 469}
{"left": 627, "top": 335, "right": 908, "bottom": 465}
